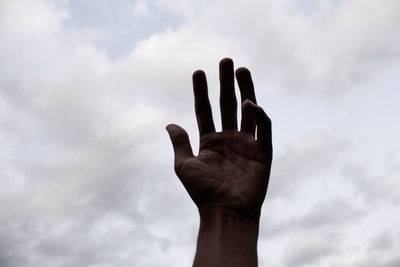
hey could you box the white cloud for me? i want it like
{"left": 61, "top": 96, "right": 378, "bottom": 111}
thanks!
{"left": 178, "top": 0, "right": 400, "bottom": 93}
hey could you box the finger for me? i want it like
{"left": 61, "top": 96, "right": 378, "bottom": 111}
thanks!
{"left": 236, "top": 67, "right": 257, "bottom": 137}
{"left": 236, "top": 67, "right": 257, "bottom": 104}
{"left": 244, "top": 101, "right": 272, "bottom": 153}
{"left": 193, "top": 70, "right": 215, "bottom": 136}
{"left": 240, "top": 100, "right": 255, "bottom": 136}
{"left": 166, "top": 124, "right": 194, "bottom": 171}
{"left": 219, "top": 58, "right": 237, "bottom": 130}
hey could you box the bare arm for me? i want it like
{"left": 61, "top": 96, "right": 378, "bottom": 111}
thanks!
{"left": 166, "top": 58, "right": 272, "bottom": 267}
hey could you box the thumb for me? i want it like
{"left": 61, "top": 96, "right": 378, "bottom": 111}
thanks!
{"left": 166, "top": 124, "right": 194, "bottom": 170}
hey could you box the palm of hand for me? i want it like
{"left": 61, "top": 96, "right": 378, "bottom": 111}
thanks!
{"left": 177, "top": 131, "right": 271, "bottom": 220}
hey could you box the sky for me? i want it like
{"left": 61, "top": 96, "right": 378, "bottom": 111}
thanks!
{"left": 1, "top": 0, "right": 400, "bottom": 266}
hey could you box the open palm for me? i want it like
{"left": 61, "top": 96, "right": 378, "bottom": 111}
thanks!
{"left": 167, "top": 58, "right": 272, "bottom": 223}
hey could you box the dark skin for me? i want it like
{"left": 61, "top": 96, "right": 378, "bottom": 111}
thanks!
{"left": 166, "top": 58, "right": 272, "bottom": 267}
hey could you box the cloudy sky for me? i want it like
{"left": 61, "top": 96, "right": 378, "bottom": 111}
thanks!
{"left": 1, "top": 0, "right": 400, "bottom": 266}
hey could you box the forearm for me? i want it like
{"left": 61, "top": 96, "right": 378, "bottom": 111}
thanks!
{"left": 193, "top": 207, "right": 260, "bottom": 267}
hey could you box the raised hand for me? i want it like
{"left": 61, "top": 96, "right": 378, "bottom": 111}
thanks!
{"left": 166, "top": 58, "right": 272, "bottom": 224}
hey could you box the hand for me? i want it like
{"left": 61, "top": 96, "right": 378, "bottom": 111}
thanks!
{"left": 166, "top": 58, "right": 272, "bottom": 224}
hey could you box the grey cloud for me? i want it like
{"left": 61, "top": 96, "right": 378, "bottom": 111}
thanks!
{"left": 328, "top": 255, "right": 400, "bottom": 267}
{"left": 384, "top": 256, "right": 400, "bottom": 267}
{"left": 260, "top": 197, "right": 364, "bottom": 238}
{"left": 268, "top": 130, "right": 351, "bottom": 198}
{"left": 342, "top": 160, "right": 400, "bottom": 204}
{"left": 297, "top": 198, "right": 365, "bottom": 229}
{"left": 283, "top": 230, "right": 341, "bottom": 267}
{"left": 369, "top": 230, "right": 394, "bottom": 251}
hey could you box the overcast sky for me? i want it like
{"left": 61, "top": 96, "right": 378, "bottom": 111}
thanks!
{"left": 1, "top": 0, "right": 400, "bottom": 266}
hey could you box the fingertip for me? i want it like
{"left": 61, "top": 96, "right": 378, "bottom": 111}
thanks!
{"left": 165, "top": 123, "right": 175, "bottom": 135}
{"left": 166, "top": 123, "right": 183, "bottom": 133}
{"left": 166, "top": 124, "right": 190, "bottom": 141}
{"left": 242, "top": 99, "right": 256, "bottom": 109}
{"left": 193, "top": 70, "right": 208, "bottom": 95}
{"left": 252, "top": 104, "right": 271, "bottom": 124}
{"left": 235, "top": 67, "right": 250, "bottom": 77}
{"left": 219, "top": 57, "right": 233, "bottom": 67}
{"left": 243, "top": 101, "right": 270, "bottom": 121}
{"left": 193, "top": 70, "right": 205, "bottom": 79}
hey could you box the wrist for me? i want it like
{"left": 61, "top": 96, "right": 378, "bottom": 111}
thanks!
{"left": 198, "top": 206, "right": 260, "bottom": 232}
{"left": 194, "top": 207, "right": 260, "bottom": 267}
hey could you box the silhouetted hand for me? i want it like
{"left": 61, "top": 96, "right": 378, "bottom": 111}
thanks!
{"left": 166, "top": 58, "right": 272, "bottom": 267}
{"left": 167, "top": 58, "right": 272, "bottom": 223}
